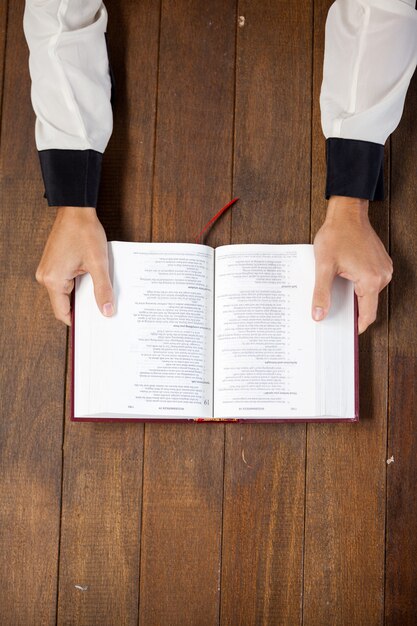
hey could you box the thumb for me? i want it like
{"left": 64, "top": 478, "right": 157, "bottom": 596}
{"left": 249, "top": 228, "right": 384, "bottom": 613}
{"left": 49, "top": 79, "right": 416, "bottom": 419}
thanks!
{"left": 311, "top": 261, "right": 336, "bottom": 322}
{"left": 88, "top": 260, "right": 115, "bottom": 317}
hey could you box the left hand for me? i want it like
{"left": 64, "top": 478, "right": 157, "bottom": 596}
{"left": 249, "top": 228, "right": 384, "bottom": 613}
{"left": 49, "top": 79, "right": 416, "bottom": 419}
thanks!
{"left": 312, "top": 195, "right": 393, "bottom": 334}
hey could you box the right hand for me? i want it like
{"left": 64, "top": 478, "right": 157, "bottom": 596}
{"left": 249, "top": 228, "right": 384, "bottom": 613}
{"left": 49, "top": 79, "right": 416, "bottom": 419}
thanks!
{"left": 35, "top": 206, "right": 115, "bottom": 326}
{"left": 311, "top": 196, "right": 393, "bottom": 334}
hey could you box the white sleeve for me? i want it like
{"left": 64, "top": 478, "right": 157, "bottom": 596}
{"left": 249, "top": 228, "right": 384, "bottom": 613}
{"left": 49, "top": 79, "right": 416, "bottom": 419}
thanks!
{"left": 23, "top": 0, "right": 114, "bottom": 207}
{"left": 320, "top": 0, "right": 417, "bottom": 201}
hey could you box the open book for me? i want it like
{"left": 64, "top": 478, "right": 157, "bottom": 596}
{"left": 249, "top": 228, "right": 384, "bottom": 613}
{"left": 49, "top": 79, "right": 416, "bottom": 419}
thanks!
{"left": 71, "top": 242, "right": 359, "bottom": 422}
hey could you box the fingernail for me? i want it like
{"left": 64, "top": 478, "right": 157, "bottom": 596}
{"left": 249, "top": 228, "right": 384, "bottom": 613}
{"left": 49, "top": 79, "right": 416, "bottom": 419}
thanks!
{"left": 103, "top": 302, "right": 114, "bottom": 316}
{"left": 313, "top": 306, "right": 324, "bottom": 321}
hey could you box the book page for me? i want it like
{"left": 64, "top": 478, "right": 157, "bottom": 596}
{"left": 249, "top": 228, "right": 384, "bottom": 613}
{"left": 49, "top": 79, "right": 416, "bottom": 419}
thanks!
{"left": 213, "top": 244, "right": 319, "bottom": 418}
{"left": 315, "top": 275, "right": 356, "bottom": 419}
{"left": 74, "top": 242, "right": 214, "bottom": 419}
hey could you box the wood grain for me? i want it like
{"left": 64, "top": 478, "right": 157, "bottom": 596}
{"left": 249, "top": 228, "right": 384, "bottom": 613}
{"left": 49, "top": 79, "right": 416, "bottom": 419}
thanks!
{"left": 385, "top": 61, "right": 417, "bottom": 626}
{"left": 0, "top": 1, "right": 66, "bottom": 623}
{"left": 220, "top": 1, "right": 312, "bottom": 623}
{"left": 303, "top": 1, "right": 388, "bottom": 624}
{"left": 0, "top": 0, "right": 7, "bottom": 141}
{"left": 138, "top": 1, "right": 236, "bottom": 624}
{"left": 57, "top": 1, "right": 159, "bottom": 624}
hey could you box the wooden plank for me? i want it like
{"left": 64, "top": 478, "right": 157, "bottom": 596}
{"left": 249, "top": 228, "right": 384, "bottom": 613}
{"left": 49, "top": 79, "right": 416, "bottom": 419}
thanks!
{"left": 220, "top": 1, "right": 312, "bottom": 623}
{"left": 150, "top": 0, "right": 236, "bottom": 247}
{"left": 138, "top": 0, "right": 236, "bottom": 623}
{"left": 303, "top": 1, "right": 388, "bottom": 623}
{"left": 385, "top": 67, "right": 417, "bottom": 624}
{"left": 0, "top": 0, "right": 7, "bottom": 139}
{"left": 221, "top": 425, "right": 306, "bottom": 624}
{"left": 385, "top": 358, "right": 417, "bottom": 624}
{"left": 0, "top": 1, "right": 66, "bottom": 623}
{"left": 56, "top": 1, "right": 159, "bottom": 624}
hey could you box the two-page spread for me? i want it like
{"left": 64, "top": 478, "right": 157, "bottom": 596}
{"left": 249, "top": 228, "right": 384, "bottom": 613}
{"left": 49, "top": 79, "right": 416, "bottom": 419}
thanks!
{"left": 71, "top": 242, "right": 359, "bottom": 422}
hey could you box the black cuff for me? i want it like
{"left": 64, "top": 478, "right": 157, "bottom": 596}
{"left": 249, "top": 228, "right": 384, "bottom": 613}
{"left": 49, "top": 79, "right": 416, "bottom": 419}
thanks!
{"left": 39, "top": 149, "right": 103, "bottom": 208}
{"left": 325, "top": 137, "right": 385, "bottom": 202}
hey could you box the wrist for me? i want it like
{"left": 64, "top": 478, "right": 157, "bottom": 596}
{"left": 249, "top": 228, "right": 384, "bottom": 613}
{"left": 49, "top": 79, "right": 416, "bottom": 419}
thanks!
{"left": 57, "top": 206, "right": 98, "bottom": 220}
{"left": 325, "top": 195, "right": 369, "bottom": 224}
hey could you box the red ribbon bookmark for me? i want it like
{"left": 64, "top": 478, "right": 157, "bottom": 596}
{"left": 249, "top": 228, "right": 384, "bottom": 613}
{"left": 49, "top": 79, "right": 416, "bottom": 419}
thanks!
{"left": 194, "top": 197, "right": 239, "bottom": 244}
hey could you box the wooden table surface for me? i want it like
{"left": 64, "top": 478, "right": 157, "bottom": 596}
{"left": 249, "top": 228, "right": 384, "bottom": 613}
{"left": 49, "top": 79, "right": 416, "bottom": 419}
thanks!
{"left": 1, "top": 1, "right": 416, "bottom": 624}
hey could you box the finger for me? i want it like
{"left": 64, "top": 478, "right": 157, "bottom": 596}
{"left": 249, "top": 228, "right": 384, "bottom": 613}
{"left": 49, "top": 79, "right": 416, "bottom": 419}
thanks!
{"left": 311, "top": 260, "right": 337, "bottom": 321}
{"left": 356, "top": 290, "right": 379, "bottom": 334}
{"left": 88, "top": 260, "right": 115, "bottom": 317}
{"left": 47, "top": 288, "right": 72, "bottom": 326}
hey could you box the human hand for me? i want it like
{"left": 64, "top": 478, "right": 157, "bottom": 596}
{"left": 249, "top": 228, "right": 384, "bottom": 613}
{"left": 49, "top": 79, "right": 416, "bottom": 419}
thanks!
{"left": 311, "top": 196, "right": 393, "bottom": 334}
{"left": 35, "top": 206, "right": 115, "bottom": 326}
